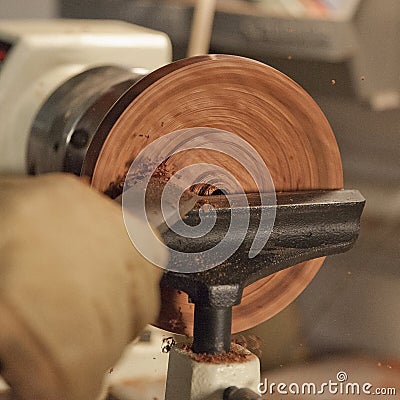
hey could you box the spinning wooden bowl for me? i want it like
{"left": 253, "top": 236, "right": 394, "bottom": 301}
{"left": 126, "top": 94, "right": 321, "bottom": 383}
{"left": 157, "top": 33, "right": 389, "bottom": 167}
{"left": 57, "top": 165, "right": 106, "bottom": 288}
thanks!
{"left": 89, "top": 55, "right": 343, "bottom": 336}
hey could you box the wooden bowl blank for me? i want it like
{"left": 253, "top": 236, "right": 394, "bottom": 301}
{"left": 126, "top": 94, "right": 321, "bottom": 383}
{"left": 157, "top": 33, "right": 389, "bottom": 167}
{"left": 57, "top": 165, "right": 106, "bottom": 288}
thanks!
{"left": 91, "top": 55, "right": 343, "bottom": 335}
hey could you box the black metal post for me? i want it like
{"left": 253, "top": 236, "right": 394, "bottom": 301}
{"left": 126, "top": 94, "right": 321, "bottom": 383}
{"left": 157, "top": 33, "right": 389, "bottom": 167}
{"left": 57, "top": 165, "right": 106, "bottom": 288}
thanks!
{"left": 193, "top": 304, "right": 232, "bottom": 354}
{"left": 224, "top": 387, "right": 260, "bottom": 400}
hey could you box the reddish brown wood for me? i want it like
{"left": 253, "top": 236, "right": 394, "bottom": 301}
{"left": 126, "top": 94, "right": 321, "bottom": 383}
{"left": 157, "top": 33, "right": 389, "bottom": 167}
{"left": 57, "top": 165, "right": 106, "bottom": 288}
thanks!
{"left": 90, "top": 55, "right": 343, "bottom": 335}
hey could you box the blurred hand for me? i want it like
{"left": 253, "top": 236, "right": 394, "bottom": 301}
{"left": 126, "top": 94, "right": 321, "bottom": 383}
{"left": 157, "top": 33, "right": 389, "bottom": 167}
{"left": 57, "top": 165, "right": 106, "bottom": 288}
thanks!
{"left": 0, "top": 173, "right": 167, "bottom": 400}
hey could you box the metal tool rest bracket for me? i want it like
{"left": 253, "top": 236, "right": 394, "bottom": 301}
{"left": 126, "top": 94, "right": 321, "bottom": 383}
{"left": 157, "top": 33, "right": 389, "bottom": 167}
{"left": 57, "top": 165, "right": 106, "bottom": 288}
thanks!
{"left": 161, "top": 189, "right": 365, "bottom": 354}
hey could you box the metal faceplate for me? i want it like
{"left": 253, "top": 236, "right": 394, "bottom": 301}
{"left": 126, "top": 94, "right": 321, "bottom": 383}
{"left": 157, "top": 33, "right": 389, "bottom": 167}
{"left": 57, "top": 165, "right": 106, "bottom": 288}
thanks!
{"left": 28, "top": 66, "right": 145, "bottom": 176}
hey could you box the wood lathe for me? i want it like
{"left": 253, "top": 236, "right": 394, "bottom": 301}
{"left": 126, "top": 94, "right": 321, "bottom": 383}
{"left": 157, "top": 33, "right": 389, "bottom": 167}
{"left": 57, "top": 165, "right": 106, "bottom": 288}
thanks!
{"left": 0, "top": 19, "right": 365, "bottom": 400}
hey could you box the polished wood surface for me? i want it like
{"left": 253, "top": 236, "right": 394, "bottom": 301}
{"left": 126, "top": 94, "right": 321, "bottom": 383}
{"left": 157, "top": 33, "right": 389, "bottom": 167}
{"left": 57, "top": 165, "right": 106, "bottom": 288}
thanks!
{"left": 91, "top": 55, "right": 343, "bottom": 335}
